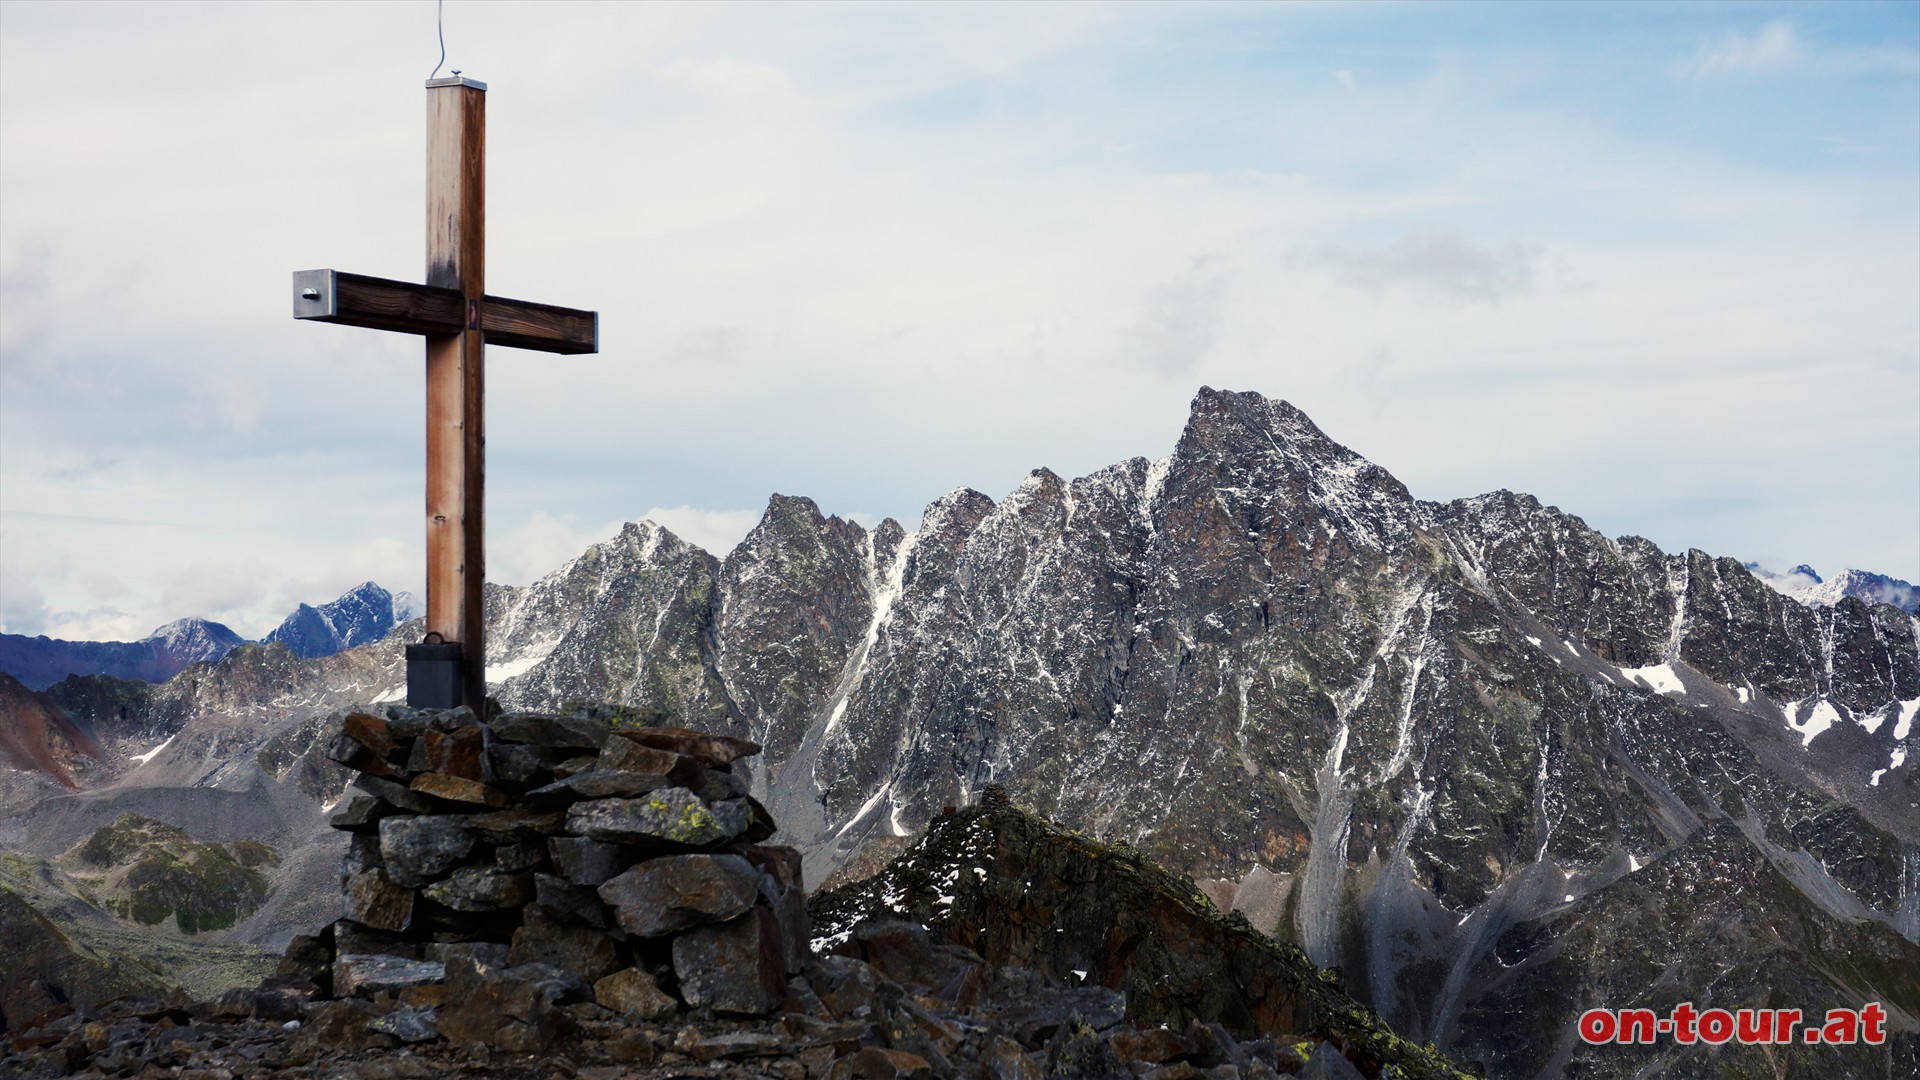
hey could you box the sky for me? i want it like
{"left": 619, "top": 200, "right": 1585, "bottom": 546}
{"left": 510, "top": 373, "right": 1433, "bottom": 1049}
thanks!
{"left": 1, "top": 0, "right": 1916, "bottom": 642}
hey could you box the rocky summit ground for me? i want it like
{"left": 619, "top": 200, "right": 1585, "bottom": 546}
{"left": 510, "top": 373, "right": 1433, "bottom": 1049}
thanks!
{"left": 3, "top": 783, "right": 1460, "bottom": 1080}
{"left": 0, "top": 927, "right": 1404, "bottom": 1080}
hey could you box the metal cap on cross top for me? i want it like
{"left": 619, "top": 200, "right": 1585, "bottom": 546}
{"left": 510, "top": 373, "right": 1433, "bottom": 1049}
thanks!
{"left": 291, "top": 77, "right": 598, "bottom": 711}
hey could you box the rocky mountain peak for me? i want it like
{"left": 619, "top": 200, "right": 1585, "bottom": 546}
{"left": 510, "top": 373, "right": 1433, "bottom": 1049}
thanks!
{"left": 1170, "top": 387, "right": 1419, "bottom": 555}
{"left": 262, "top": 583, "right": 395, "bottom": 661}
{"left": 147, "top": 618, "right": 244, "bottom": 657}
{"left": 917, "top": 487, "right": 997, "bottom": 549}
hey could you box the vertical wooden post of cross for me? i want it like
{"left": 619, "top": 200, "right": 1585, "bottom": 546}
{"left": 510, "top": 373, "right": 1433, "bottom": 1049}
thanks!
{"left": 291, "top": 76, "right": 595, "bottom": 713}
{"left": 425, "top": 77, "right": 487, "bottom": 712}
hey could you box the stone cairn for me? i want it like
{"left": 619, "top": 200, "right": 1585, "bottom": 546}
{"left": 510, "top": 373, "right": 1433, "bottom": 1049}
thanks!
{"left": 283, "top": 704, "right": 808, "bottom": 1052}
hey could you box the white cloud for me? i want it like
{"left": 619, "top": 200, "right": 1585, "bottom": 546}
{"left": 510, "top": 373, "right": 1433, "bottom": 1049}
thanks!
{"left": 0, "top": 557, "right": 50, "bottom": 635}
{"left": 657, "top": 58, "right": 793, "bottom": 105}
{"left": 1117, "top": 255, "right": 1228, "bottom": 373}
{"left": 158, "top": 558, "right": 271, "bottom": 633}
{"left": 492, "top": 512, "right": 626, "bottom": 586}
{"left": 1684, "top": 21, "right": 1802, "bottom": 78}
{"left": 0, "top": 0, "right": 1913, "bottom": 640}
{"left": 1306, "top": 232, "right": 1542, "bottom": 303}
{"left": 39, "top": 607, "right": 149, "bottom": 645}
{"left": 639, "top": 506, "right": 764, "bottom": 558}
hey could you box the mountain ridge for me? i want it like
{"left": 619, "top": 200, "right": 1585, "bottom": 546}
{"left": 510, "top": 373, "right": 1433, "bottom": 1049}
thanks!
{"left": 3, "top": 386, "right": 1914, "bottom": 1076}
{"left": 1, "top": 584, "right": 413, "bottom": 691}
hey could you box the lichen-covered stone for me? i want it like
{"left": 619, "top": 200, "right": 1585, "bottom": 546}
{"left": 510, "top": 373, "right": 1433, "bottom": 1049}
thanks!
{"left": 528, "top": 768, "right": 674, "bottom": 804}
{"left": 378, "top": 815, "right": 476, "bottom": 886}
{"left": 599, "top": 853, "right": 762, "bottom": 937}
{"left": 566, "top": 787, "right": 745, "bottom": 847}
{"left": 593, "top": 966, "right": 678, "bottom": 1020}
{"left": 492, "top": 712, "right": 610, "bottom": 750}
{"left": 507, "top": 909, "right": 621, "bottom": 983}
{"left": 342, "top": 868, "right": 413, "bottom": 931}
{"left": 467, "top": 806, "right": 567, "bottom": 843}
{"left": 420, "top": 865, "right": 532, "bottom": 912}
{"left": 673, "top": 905, "right": 787, "bottom": 1015}
{"left": 610, "top": 726, "right": 760, "bottom": 767}
{"left": 596, "top": 737, "right": 694, "bottom": 778}
{"left": 350, "top": 774, "right": 434, "bottom": 814}
{"left": 329, "top": 794, "right": 396, "bottom": 832}
{"left": 409, "top": 772, "right": 511, "bottom": 807}
{"left": 334, "top": 953, "right": 444, "bottom": 997}
{"left": 547, "top": 836, "right": 632, "bottom": 887}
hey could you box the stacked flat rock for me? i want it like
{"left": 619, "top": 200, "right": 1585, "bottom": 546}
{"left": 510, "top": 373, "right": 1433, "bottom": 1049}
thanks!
{"left": 286, "top": 703, "right": 806, "bottom": 1050}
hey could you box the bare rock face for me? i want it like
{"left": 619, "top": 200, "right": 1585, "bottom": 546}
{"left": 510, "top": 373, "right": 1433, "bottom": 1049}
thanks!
{"left": 376, "top": 815, "right": 476, "bottom": 886}
{"left": 506, "top": 910, "right": 621, "bottom": 984}
{"left": 671, "top": 905, "right": 788, "bottom": 1015}
{"left": 546, "top": 836, "right": 630, "bottom": 887}
{"left": 598, "top": 853, "right": 762, "bottom": 936}
{"left": 419, "top": 865, "right": 531, "bottom": 911}
{"left": 473, "top": 386, "right": 1914, "bottom": 1074}
{"left": 341, "top": 869, "right": 413, "bottom": 932}
{"left": 592, "top": 965, "right": 677, "bottom": 1020}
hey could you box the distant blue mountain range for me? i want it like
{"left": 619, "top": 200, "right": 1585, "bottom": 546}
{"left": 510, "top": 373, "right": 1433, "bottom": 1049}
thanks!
{"left": 0, "top": 582, "right": 414, "bottom": 690}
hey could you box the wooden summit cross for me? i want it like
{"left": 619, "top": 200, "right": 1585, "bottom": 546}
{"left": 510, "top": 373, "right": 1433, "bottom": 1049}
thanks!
{"left": 292, "top": 76, "right": 597, "bottom": 711}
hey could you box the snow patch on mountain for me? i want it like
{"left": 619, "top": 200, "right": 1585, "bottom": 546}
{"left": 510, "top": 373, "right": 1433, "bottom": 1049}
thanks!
{"left": 129, "top": 732, "right": 175, "bottom": 766}
{"left": 1621, "top": 663, "right": 1685, "bottom": 696}
{"left": 1784, "top": 698, "right": 1843, "bottom": 746}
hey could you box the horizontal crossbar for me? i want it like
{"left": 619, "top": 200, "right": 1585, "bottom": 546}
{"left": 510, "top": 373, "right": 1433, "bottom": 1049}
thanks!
{"left": 292, "top": 269, "right": 597, "bottom": 355}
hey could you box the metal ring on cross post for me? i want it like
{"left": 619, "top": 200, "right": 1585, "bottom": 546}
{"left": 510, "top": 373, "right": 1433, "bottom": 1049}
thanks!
{"left": 405, "top": 631, "right": 463, "bottom": 709}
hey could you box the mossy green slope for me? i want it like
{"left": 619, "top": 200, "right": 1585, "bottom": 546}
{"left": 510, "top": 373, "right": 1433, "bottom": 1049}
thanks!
{"left": 64, "top": 813, "right": 280, "bottom": 934}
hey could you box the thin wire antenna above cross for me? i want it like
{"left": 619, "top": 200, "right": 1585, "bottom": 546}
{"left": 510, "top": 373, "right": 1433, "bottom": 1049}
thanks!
{"left": 291, "top": 76, "right": 599, "bottom": 712}
{"left": 429, "top": 0, "right": 447, "bottom": 82}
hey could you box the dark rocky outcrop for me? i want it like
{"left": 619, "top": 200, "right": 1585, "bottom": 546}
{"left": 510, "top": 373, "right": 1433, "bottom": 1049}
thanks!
{"left": 0, "top": 886, "right": 168, "bottom": 1036}
{"left": 813, "top": 786, "right": 1465, "bottom": 1078}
